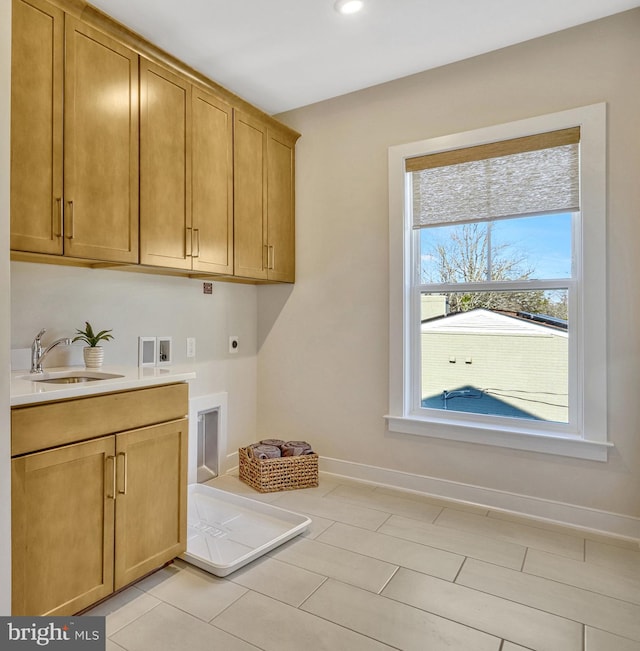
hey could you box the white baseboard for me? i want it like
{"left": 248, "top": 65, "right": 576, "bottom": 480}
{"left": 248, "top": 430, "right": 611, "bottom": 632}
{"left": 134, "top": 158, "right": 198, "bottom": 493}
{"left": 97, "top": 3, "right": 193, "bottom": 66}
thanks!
{"left": 319, "top": 456, "right": 640, "bottom": 543}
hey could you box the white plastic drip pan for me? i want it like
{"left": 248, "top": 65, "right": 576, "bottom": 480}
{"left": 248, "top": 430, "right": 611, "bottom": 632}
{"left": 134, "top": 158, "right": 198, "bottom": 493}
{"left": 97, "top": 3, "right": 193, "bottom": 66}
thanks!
{"left": 181, "top": 484, "right": 311, "bottom": 577}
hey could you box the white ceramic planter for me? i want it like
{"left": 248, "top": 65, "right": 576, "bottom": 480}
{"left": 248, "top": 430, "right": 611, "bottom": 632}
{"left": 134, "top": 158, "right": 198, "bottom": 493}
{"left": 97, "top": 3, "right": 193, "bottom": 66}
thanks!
{"left": 83, "top": 346, "right": 104, "bottom": 368}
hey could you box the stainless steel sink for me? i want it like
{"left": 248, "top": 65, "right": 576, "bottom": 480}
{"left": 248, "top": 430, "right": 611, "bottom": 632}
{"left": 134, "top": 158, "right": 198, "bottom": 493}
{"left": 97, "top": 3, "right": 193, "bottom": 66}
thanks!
{"left": 22, "top": 371, "right": 125, "bottom": 384}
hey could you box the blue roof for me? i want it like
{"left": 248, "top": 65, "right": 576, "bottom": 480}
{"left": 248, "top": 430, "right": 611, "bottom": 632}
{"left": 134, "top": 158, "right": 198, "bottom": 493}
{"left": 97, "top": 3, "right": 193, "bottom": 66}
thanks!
{"left": 422, "top": 385, "right": 541, "bottom": 420}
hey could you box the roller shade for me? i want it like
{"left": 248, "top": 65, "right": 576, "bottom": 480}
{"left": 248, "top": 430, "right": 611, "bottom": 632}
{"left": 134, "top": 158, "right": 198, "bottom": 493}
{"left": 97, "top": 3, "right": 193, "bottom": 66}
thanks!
{"left": 407, "top": 127, "right": 580, "bottom": 228}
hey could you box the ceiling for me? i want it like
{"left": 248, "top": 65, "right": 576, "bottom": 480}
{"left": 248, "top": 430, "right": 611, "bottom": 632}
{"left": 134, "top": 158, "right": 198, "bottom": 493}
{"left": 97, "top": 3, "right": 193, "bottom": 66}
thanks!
{"left": 90, "top": 0, "right": 640, "bottom": 115}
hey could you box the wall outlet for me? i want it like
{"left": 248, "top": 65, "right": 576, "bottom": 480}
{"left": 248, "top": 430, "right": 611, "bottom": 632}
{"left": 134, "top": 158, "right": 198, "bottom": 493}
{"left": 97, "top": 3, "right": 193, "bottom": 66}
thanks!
{"left": 186, "top": 337, "right": 196, "bottom": 358}
{"left": 229, "top": 336, "right": 239, "bottom": 354}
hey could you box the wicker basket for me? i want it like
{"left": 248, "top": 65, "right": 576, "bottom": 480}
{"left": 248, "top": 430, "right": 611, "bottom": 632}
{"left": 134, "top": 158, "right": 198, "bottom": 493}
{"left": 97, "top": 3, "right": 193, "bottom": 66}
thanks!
{"left": 238, "top": 446, "right": 319, "bottom": 493}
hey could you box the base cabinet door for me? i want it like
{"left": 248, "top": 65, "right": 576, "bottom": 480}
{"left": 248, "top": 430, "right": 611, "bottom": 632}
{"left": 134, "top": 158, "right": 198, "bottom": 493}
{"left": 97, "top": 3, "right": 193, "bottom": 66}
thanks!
{"left": 114, "top": 419, "right": 188, "bottom": 590}
{"left": 11, "top": 437, "right": 115, "bottom": 616}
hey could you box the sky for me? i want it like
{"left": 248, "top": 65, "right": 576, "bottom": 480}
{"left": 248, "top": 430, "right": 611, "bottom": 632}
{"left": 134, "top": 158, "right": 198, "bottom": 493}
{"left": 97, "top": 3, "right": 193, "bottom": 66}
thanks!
{"left": 420, "top": 211, "right": 573, "bottom": 283}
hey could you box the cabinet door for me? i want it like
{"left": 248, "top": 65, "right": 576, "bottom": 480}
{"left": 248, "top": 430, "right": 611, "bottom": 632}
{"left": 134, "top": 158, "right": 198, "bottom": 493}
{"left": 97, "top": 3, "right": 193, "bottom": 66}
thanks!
{"left": 12, "top": 437, "right": 116, "bottom": 616}
{"left": 114, "top": 419, "right": 188, "bottom": 589}
{"left": 266, "top": 130, "right": 296, "bottom": 282}
{"left": 10, "top": 0, "right": 64, "bottom": 255}
{"left": 64, "top": 17, "right": 139, "bottom": 263}
{"left": 140, "top": 60, "right": 192, "bottom": 270}
{"left": 233, "top": 111, "right": 268, "bottom": 280}
{"left": 192, "top": 88, "right": 234, "bottom": 274}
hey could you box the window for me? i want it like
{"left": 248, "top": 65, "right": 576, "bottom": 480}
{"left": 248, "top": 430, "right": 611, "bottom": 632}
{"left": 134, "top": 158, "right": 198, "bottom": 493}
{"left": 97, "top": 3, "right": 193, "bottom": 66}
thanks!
{"left": 387, "top": 105, "right": 610, "bottom": 461}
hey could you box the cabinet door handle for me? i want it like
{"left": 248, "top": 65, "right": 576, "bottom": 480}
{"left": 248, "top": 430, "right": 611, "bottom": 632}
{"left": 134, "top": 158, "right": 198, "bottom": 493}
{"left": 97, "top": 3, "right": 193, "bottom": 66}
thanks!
{"left": 263, "top": 244, "right": 268, "bottom": 270}
{"left": 193, "top": 229, "right": 200, "bottom": 258}
{"left": 117, "top": 451, "right": 128, "bottom": 495}
{"left": 186, "top": 227, "right": 192, "bottom": 257}
{"left": 269, "top": 245, "right": 275, "bottom": 270}
{"left": 54, "top": 198, "right": 62, "bottom": 238}
{"left": 106, "top": 455, "right": 116, "bottom": 500}
{"left": 65, "top": 201, "right": 74, "bottom": 239}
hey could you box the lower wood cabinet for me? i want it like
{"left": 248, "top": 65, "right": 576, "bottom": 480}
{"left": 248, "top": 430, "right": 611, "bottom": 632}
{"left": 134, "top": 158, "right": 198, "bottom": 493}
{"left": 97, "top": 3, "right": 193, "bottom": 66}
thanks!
{"left": 11, "top": 384, "right": 188, "bottom": 616}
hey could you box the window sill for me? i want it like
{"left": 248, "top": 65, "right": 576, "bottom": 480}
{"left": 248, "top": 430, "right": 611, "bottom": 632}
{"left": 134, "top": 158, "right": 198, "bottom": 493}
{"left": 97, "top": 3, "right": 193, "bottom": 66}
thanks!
{"left": 385, "top": 415, "right": 612, "bottom": 462}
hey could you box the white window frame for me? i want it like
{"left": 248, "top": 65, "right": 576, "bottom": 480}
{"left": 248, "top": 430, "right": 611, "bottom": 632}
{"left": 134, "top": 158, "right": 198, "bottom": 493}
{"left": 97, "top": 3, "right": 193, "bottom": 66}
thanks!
{"left": 387, "top": 104, "right": 610, "bottom": 461}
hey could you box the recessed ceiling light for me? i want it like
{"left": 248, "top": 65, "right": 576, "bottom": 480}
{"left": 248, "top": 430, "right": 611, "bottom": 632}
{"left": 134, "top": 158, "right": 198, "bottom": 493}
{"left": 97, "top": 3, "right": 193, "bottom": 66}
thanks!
{"left": 334, "top": 0, "right": 364, "bottom": 15}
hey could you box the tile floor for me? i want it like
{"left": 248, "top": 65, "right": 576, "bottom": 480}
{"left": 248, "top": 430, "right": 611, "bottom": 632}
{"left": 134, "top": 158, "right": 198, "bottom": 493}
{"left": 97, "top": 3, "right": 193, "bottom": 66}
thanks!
{"left": 88, "top": 473, "right": 640, "bottom": 651}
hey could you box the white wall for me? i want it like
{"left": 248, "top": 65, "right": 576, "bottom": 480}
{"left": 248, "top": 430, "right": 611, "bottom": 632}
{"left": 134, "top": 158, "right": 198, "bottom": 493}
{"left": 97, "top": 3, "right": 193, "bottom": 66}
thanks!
{"left": 262, "top": 9, "right": 640, "bottom": 526}
{"left": 0, "top": 0, "right": 11, "bottom": 616}
{"left": 11, "top": 263, "right": 259, "bottom": 469}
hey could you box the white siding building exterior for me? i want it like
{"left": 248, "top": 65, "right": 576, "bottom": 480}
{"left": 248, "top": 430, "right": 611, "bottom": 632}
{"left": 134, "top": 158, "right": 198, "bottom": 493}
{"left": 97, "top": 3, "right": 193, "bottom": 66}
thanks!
{"left": 421, "top": 309, "right": 569, "bottom": 422}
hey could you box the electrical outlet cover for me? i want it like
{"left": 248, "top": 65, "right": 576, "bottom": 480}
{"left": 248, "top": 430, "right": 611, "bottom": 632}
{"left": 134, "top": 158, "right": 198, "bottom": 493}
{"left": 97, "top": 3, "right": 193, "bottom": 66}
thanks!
{"left": 157, "top": 337, "right": 172, "bottom": 365}
{"left": 139, "top": 337, "right": 156, "bottom": 367}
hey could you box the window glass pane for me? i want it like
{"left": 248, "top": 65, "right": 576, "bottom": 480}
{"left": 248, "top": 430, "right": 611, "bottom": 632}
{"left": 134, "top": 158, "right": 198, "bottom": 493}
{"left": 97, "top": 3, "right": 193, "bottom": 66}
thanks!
{"left": 419, "top": 213, "right": 572, "bottom": 284}
{"left": 491, "top": 213, "right": 572, "bottom": 280}
{"left": 420, "top": 290, "right": 569, "bottom": 423}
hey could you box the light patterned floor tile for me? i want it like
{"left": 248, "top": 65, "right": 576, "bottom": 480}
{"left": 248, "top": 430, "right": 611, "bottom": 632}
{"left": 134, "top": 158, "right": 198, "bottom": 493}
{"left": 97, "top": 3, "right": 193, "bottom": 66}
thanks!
{"left": 382, "top": 567, "right": 582, "bottom": 651}
{"left": 585, "top": 539, "right": 640, "bottom": 578}
{"left": 585, "top": 627, "right": 640, "bottom": 650}
{"left": 84, "top": 586, "right": 160, "bottom": 636}
{"left": 317, "top": 521, "right": 463, "bottom": 580}
{"left": 436, "top": 508, "right": 585, "bottom": 560}
{"left": 229, "top": 556, "right": 326, "bottom": 606}
{"left": 524, "top": 547, "right": 640, "bottom": 604}
{"left": 269, "top": 491, "right": 391, "bottom": 530}
{"left": 143, "top": 562, "right": 248, "bottom": 622}
{"left": 270, "top": 536, "right": 397, "bottom": 593}
{"left": 87, "top": 472, "right": 637, "bottom": 651}
{"left": 379, "top": 514, "right": 526, "bottom": 570}
{"left": 301, "top": 578, "right": 501, "bottom": 651}
{"left": 213, "top": 589, "right": 395, "bottom": 650}
{"left": 488, "top": 510, "right": 640, "bottom": 549}
{"left": 301, "top": 514, "right": 334, "bottom": 539}
{"left": 325, "top": 483, "right": 443, "bottom": 521}
{"left": 204, "top": 475, "right": 281, "bottom": 503}
{"left": 501, "top": 643, "right": 534, "bottom": 651}
{"left": 375, "top": 485, "right": 490, "bottom": 514}
{"left": 457, "top": 558, "right": 640, "bottom": 641}
{"left": 111, "top": 602, "right": 259, "bottom": 651}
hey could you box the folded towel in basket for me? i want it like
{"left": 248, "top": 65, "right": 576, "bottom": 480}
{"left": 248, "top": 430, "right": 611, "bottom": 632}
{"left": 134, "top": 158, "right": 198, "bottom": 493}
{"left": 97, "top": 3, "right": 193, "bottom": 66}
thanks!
{"left": 281, "top": 441, "right": 314, "bottom": 456}
{"left": 250, "top": 444, "right": 282, "bottom": 459}
{"left": 260, "top": 439, "right": 286, "bottom": 448}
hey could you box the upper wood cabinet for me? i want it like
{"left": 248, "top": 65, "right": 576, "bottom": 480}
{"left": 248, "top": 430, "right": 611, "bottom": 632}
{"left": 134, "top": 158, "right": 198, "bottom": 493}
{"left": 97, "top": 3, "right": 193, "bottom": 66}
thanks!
{"left": 140, "top": 64, "right": 234, "bottom": 275}
{"left": 234, "top": 111, "right": 297, "bottom": 282}
{"left": 64, "top": 17, "right": 139, "bottom": 263}
{"left": 11, "top": 0, "right": 298, "bottom": 282}
{"left": 191, "top": 87, "right": 234, "bottom": 275}
{"left": 10, "top": 0, "right": 139, "bottom": 263}
{"left": 140, "top": 60, "right": 191, "bottom": 269}
{"left": 10, "top": 0, "right": 64, "bottom": 255}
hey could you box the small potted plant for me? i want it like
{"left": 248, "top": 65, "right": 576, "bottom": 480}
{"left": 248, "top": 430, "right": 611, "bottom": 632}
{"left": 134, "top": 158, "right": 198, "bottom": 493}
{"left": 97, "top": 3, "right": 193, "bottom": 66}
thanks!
{"left": 72, "top": 321, "right": 114, "bottom": 368}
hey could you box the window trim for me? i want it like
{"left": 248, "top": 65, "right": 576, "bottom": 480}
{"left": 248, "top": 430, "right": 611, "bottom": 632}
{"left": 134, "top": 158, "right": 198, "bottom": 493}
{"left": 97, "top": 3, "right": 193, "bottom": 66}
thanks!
{"left": 387, "top": 104, "right": 610, "bottom": 461}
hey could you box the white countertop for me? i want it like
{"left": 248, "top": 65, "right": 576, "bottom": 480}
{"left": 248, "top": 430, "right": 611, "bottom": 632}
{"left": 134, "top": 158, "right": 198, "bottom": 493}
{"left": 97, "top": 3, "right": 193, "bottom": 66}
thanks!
{"left": 10, "top": 365, "right": 196, "bottom": 406}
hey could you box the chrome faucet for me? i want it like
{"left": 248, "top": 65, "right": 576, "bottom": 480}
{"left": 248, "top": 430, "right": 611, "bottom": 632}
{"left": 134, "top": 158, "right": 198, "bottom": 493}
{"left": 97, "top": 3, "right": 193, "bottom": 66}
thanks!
{"left": 31, "top": 328, "right": 72, "bottom": 374}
